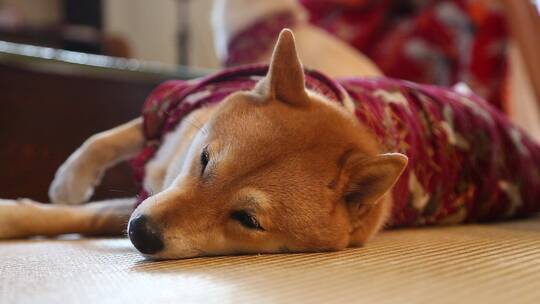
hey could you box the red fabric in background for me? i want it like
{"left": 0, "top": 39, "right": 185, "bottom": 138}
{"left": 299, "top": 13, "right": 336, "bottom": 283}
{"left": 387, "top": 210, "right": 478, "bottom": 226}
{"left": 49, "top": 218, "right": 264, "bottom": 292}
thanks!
{"left": 300, "top": 0, "right": 508, "bottom": 109}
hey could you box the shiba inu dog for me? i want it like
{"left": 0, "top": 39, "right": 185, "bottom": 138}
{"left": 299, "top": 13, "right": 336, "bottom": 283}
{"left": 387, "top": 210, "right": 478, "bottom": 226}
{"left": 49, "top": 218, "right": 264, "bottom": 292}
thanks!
{"left": 1, "top": 30, "right": 538, "bottom": 260}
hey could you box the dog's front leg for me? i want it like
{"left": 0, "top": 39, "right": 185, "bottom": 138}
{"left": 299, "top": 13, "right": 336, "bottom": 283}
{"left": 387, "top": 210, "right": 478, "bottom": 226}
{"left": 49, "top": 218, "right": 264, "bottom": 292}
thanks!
{"left": 0, "top": 198, "right": 134, "bottom": 239}
{"left": 49, "top": 118, "right": 144, "bottom": 205}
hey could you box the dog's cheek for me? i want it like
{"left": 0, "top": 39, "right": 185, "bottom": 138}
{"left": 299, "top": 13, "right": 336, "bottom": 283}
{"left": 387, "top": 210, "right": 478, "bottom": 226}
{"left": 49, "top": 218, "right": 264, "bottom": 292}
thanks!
{"left": 222, "top": 224, "right": 260, "bottom": 248}
{"left": 220, "top": 225, "right": 287, "bottom": 255}
{"left": 336, "top": 207, "right": 354, "bottom": 248}
{"left": 314, "top": 202, "right": 352, "bottom": 251}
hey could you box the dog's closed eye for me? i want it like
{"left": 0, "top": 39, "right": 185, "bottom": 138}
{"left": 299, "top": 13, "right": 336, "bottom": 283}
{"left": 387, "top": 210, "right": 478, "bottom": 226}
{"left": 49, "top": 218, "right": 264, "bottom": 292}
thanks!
{"left": 200, "top": 146, "right": 210, "bottom": 175}
{"left": 230, "top": 210, "right": 264, "bottom": 231}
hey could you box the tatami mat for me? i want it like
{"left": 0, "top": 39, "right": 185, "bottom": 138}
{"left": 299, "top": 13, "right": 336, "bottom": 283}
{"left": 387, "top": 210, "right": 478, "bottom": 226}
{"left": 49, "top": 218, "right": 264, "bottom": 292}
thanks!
{"left": 2, "top": 217, "right": 540, "bottom": 304}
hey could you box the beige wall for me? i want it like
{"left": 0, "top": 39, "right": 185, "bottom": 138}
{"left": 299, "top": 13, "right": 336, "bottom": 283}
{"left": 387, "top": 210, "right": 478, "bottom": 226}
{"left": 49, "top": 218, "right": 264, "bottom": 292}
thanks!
{"left": 103, "top": 0, "right": 219, "bottom": 68}
{"left": 508, "top": 42, "right": 540, "bottom": 142}
{"left": 103, "top": 0, "right": 179, "bottom": 65}
{"left": 187, "top": 0, "right": 219, "bottom": 68}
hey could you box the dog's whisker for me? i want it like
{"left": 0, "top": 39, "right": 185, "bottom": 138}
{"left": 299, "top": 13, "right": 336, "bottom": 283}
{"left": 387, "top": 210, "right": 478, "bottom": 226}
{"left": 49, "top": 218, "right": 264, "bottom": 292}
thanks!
{"left": 184, "top": 117, "right": 209, "bottom": 136}
{"left": 194, "top": 118, "right": 209, "bottom": 136}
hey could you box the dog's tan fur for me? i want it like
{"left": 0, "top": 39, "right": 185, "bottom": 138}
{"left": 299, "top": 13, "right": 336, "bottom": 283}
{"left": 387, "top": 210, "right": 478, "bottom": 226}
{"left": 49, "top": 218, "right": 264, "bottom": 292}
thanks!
{"left": 0, "top": 30, "right": 406, "bottom": 259}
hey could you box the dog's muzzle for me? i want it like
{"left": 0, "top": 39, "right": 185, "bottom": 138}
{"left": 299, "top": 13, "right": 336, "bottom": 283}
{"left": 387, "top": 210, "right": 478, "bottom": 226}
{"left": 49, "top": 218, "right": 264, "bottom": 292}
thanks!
{"left": 128, "top": 215, "right": 164, "bottom": 255}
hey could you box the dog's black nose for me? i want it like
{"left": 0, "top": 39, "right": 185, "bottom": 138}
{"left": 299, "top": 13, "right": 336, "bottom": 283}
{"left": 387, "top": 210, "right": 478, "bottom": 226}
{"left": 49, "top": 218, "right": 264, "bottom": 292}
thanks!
{"left": 128, "top": 215, "right": 164, "bottom": 254}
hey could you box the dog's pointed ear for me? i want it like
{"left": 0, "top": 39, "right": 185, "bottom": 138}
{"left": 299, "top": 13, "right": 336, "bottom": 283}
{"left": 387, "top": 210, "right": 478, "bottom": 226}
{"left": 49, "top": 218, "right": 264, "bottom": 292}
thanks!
{"left": 340, "top": 153, "right": 407, "bottom": 246}
{"left": 256, "top": 29, "right": 309, "bottom": 106}
{"left": 343, "top": 153, "right": 408, "bottom": 215}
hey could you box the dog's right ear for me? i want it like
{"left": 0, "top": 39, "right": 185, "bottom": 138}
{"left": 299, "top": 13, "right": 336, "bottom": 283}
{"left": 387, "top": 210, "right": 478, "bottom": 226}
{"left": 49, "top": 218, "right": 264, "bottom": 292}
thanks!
{"left": 255, "top": 29, "right": 310, "bottom": 106}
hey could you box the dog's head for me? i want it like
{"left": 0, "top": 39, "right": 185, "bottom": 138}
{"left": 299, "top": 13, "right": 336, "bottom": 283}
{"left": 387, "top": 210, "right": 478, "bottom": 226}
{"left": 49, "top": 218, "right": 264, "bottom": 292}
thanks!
{"left": 128, "top": 29, "right": 407, "bottom": 259}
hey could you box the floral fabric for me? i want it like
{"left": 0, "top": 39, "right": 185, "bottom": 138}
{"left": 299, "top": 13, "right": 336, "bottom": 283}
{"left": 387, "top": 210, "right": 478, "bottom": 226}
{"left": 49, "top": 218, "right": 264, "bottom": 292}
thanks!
{"left": 300, "top": 0, "right": 509, "bottom": 109}
{"left": 131, "top": 65, "right": 540, "bottom": 227}
{"left": 225, "top": 11, "right": 297, "bottom": 67}
{"left": 226, "top": 1, "right": 508, "bottom": 109}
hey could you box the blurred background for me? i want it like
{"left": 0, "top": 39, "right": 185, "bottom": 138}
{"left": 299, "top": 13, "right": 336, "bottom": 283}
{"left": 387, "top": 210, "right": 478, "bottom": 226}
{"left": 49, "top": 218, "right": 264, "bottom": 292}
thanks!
{"left": 0, "top": 1, "right": 537, "bottom": 63}
{"left": 0, "top": 0, "right": 219, "bottom": 66}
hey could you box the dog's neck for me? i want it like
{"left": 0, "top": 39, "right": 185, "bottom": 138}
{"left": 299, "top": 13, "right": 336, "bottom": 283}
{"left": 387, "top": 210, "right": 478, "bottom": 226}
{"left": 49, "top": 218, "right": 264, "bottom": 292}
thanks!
{"left": 211, "top": 0, "right": 306, "bottom": 62}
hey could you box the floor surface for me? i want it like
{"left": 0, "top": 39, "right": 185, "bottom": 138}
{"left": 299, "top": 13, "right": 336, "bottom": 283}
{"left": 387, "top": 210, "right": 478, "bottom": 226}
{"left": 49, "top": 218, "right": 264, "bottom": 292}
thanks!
{"left": 2, "top": 217, "right": 540, "bottom": 303}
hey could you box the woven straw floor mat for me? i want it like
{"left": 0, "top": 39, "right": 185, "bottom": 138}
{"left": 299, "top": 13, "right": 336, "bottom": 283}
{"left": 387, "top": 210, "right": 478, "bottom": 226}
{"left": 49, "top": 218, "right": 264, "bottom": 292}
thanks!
{"left": 2, "top": 216, "right": 540, "bottom": 304}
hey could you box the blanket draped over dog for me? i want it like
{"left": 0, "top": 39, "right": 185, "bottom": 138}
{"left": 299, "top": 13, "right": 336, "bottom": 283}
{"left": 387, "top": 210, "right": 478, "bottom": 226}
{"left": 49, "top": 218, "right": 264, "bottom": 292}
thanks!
{"left": 131, "top": 65, "right": 540, "bottom": 228}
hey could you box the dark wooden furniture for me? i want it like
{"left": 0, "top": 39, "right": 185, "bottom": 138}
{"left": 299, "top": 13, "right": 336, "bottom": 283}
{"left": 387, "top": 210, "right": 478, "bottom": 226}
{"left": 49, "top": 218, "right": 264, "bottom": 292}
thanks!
{"left": 0, "top": 42, "right": 208, "bottom": 202}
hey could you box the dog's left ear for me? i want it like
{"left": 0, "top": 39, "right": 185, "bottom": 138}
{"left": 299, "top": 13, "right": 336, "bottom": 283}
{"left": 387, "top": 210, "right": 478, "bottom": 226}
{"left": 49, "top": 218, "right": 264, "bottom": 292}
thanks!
{"left": 256, "top": 29, "right": 309, "bottom": 106}
{"left": 340, "top": 152, "right": 407, "bottom": 245}
{"left": 343, "top": 153, "right": 408, "bottom": 213}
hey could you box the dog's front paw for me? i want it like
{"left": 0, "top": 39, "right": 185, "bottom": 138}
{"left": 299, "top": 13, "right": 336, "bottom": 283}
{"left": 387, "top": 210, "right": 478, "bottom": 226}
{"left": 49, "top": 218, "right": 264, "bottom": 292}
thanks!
{"left": 49, "top": 149, "right": 103, "bottom": 205}
{"left": 0, "top": 199, "right": 41, "bottom": 239}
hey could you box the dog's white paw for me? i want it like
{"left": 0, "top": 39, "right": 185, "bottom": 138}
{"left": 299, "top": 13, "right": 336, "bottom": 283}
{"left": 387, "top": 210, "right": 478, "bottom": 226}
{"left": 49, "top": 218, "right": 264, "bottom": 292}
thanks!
{"left": 49, "top": 149, "right": 103, "bottom": 205}
{"left": 0, "top": 199, "right": 41, "bottom": 239}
